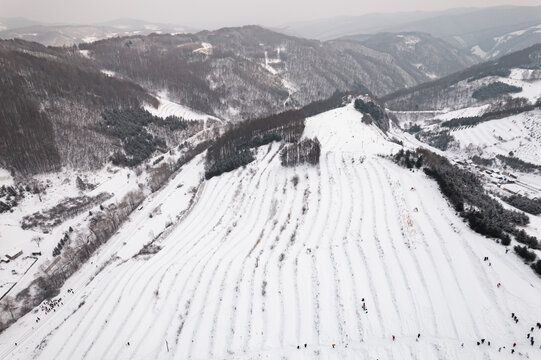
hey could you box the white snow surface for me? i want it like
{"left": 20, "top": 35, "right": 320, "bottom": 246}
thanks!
{"left": 1, "top": 103, "right": 541, "bottom": 359}
{"left": 144, "top": 93, "right": 222, "bottom": 123}
{"left": 100, "top": 69, "right": 117, "bottom": 77}
{"left": 496, "top": 71, "right": 541, "bottom": 104}
{"left": 78, "top": 50, "right": 90, "bottom": 59}
{"left": 0, "top": 166, "right": 145, "bottom": 298}
{"left": 451, "top": 109, "right": 541, "bottom": 165}
{"left": 436, "top": 104, "right": 490, "bottom": 121}
{"left": 192, "top": 42, "right": 213, "bottom": 55}
{"left": 0, "top": 169, "right": 13, "bottom": 187}
{"left": 471, "top": 45, "right": 487, "bottom": 59}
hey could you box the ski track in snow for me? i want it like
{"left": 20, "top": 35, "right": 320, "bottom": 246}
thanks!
{"left": 2, "top": 104, "right": 541, "bottom": 359}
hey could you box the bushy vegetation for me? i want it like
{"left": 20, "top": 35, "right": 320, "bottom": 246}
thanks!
{"left": 21, "top": 192, "right": 112, "bottom": 230}
{"left": 205, "top": 93, "right": 348, "bottom": 179}
{"left": 280, "top": 138, "right": 321, "bottom": 167}
{"left": 515, "top": 245, "right": 537, "bottom": 262}
{"left": 52, "top": 233, "right": 70, "bottom": 257}
{"left": 354, "top": 98, "right": 384, "bottom": 120}
{"left": 515, "top": 229, "right": 540, "bottom": 249}
{"left": 0, "top": 184, "right": 29, "bottom": 213}
{"left": 503, "top": 195, "right": 541, "bottom": 215}
{"left": 354, "top": 98, "right": 389, "bottom": 132}
{"left": 533, "top": 260, "right": 541, "bottom": 276}
{"left": 406, "top": 124, "right": 422, "bottom": 134}
{"left": 496, "top": 155, "right": 541, "bottom": 173}
{"left": 415, "top": 130, "right": 455, "bottom": 150}
{"left": 472, "top": 82, "right": 522, "bottom": 101}
{"left": 471, "top": 155, "right": 494, "bottom": 167}
{"left": 393, "top": 149, "right": 423, "bottom": 169}
{"left": 98, "top": 108, "right": 196, "bottom": 167}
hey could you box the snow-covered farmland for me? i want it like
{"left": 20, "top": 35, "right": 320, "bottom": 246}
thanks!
{"left": 451, "top": 110, "right": 541, "bottom": 165}
{"left": 1, "top": 104, "right": 541, "bottom": 359}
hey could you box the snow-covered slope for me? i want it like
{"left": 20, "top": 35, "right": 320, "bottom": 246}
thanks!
{"left": 451, "top": 110, "right": 541, "bottom": 165}
{"left": 144, "top": 93, "right": 223, "bottom": 124}
{"left": 1, "top": 104, "right": 541, "bottom": 359}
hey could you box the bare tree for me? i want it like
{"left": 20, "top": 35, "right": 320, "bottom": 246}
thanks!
{"left": 1, "top": 297, "right": 16, "bottom": 320}
{"left": 31, "top": 236, "right": 43, "bottom": 248}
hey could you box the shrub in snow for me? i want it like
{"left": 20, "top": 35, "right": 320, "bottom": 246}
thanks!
{"left": 533, "top": 260, "right": 541, "bottom": 276}
{"left": 514, "top": 245, "right": 537, "bottom": 262}
{"left": 496, "top": 155, "right": 541, "bottom": 173}
{"left": 354, "top": 98, "right": 389, "bottom": 132}
{"left": 280, "top": 138, "right": 321, "bottom": 167}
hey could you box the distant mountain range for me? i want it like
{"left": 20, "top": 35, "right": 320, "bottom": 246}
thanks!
{"left": 0, "top": 18, "right": 197, "bottom": 47}
{"left": 0, "top": 11, "right": 539, "bottom": 176}
{"left": 281, "top": 5, "right": 541, "bottom": 60}
{"left": 0, "top": 24, "right": 479, "bottom": 175}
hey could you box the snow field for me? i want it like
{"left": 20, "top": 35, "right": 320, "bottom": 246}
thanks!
{"left": 451, "top": 110, "right": 541, "bottom": 165}
{"left": 1, "top": 104, "right": 541, "bottom": 359}
{"left": 144, "top": 93, "right": 222, "bottom": 124}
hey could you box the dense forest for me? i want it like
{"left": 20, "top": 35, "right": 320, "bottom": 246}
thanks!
{"left": 0, "top": 39, "right": 155, "bottom": 175}
{"left": 353, "top": 98, "right": 389, "bottom": 132}
{"left": 471, "top": 82, "right": 522, "bottom": 101}
{"left": 280, "top": 138, "right": 321, "bottom": 167}
{"left": 97, "top": 108, "right": 197, "bottom": 167}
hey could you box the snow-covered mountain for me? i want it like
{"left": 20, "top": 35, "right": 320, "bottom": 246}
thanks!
{"left": 1, "top": 100, "right": 541, "bottom": 359}
{"left": 282, "top": 6, "right": 541, "bottom": 61}
{"left": 383, "top": 44, "right": 541, "bottom": 111}
{"left": 384, "top": 45, "right": 541, "bottom": 206}
{"left": 1, "top": 25, "right": 479, "bottom": 176}
{"left": 343, "top": 32, "right": 479, "bottom": 80}
{"left": 469, "top": 24, "right": 541, "bottom": 61}
{"left": 0, "top": 18, "right": 196, "bottom": 47}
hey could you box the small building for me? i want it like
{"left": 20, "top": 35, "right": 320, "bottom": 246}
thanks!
{"left": 503, "top": 187, "right": 517, "bottom": 195}
{"left": 6, "top": 250, "right": 23, "bottom": 261}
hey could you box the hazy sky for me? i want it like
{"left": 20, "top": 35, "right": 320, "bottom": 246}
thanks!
{"left": 1, "top": 0, "right": 539, "bottom": 29}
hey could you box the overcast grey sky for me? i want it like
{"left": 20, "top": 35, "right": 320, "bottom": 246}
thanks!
{"left": 1, "top": 0, "right": 539, "bottom": 29}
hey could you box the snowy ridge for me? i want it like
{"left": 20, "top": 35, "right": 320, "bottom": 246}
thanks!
{"left": 1, "top": 104, "right": 541, "bottom": 359}
{"left": 144, "top": 93, "right": 222, "bottom": 124}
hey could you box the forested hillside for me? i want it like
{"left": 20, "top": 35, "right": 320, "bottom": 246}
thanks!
{"left": 344, "top": 32, "right": 479, "bottom": 81}
{"left": 80, "top": 26, "right": 455, "bottom": 121}
{"left": 382, "top": 44, "right": 541, "bottom": 110}
{"left": 0, "top": 39, "right": 156, "bottom": 175}
{"left": 0, "top": 25, "right": 483, "bottom": 176}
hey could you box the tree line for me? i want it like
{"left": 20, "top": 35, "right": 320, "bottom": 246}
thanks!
{"left": 205, "top": 93, "right": 348, "bottom": 179}
{"left": 280, "top": 138, "right": 321, "bottom": 167}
